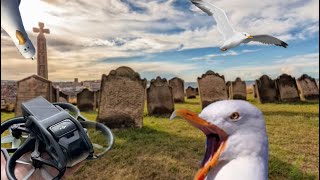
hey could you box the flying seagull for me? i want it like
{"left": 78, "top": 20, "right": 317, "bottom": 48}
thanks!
{"left": 1, "top": 0, "right": 35, "bottom": 59}
{"left": 191, "top": 0, "right": 288, "bottom": 51}
{"left": 171, "top": 100, "right": 268, "bottom": 180}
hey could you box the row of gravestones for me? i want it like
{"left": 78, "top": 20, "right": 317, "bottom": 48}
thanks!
{"left": 13, "top": 68, "right": 319, "bottom": 129}
{"left": 253, "top": 74, "right": 319, "bottom": 103}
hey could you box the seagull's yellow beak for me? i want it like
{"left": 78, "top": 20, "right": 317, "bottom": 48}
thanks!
{"left": 171, "top": 109, "right": 228, "bottom": 180}
{"left": 247, "top": 35, "right": 253, "bottom": 38}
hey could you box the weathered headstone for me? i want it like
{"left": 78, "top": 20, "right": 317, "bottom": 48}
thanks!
{"left": 275, "top": 74, "right": 300, "bottom": 102}
{"left": 255, "top": 75, "right": 279, "bottom": 103}
{"left": 186, "top": 86, "right": 197, "bottom": 99}
{"left": 15, "top": 75, "right": 52, "bottom": 116}
{"left": 97, "top": 66, "right": 147, "bottom": 128}
{"left": 33, "top": 22, "right": 50, "bottom": 79}
{"left": 77, "top": 88, "right": 95, "bottom": 111}
{"left": 296, "top": 74, "right": 319, "bottom": 101}
{"left": 197, "top": 71, "right": 228, "bottom": 109}
{"left": 226, "top": 81, "right": 231, "bottom": 98}
{"left": 147, "top": 76, "right": 174, "bottom": 117}
{"left": 229, "top": 78, "right": 247, "bottom": 100}
{"left": 169, "top": 77, "right": 185, "bottom": 102}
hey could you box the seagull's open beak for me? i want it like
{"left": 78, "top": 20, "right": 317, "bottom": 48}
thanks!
{"left": 170, "top": 109, "right": 228, "bottom": 180}
{"left": 247, "top": 35, "right": 253, "bottom": 38}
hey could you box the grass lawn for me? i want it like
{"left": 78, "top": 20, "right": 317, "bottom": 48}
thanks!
{"left": 1, "top": 94, "right": 319, "bottom": 180}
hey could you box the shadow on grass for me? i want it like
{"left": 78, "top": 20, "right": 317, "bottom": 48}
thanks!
{"left": 269, "top": 155, "right": 316, "bottom": 180}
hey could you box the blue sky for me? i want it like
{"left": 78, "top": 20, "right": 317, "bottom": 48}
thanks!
{"left": 1, "top": 0, "right": 319, "bottom": 82}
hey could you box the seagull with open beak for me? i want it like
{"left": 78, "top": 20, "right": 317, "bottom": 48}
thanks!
{"left": 170, "top": 100, "right": 268, "bottom": 180}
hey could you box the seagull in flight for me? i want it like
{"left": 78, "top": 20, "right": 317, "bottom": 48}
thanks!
{"left": 171, "top": 100, "right": 269, "bottom": 180}
{"left": 191, "top": 0, "right": 288, "bottom": 51}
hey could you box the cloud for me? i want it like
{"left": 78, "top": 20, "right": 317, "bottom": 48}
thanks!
{"left": 1, "top": 0, "right": 319, "bottom": 81}
{"left": 220, "top": 53, "right": 319, "bottom": 81}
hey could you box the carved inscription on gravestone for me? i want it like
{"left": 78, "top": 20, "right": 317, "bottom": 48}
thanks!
{"left": 296, "top": 74, "right": 319, "bottom": 101}
{"left": 169, "top": 77, "right": 185, "bottom": 102}
{"left": 255, "top": 75, "right": 279, "bottom": 103}
{"left": 229, "top": 78, "right": 247, "bottom": 100}
{"left": 275, "top": 74, "right": 300, "bottom": 102}
{"left": 77, "top": 88, "right": 95, "bottom": 111}
{"left": 97, "top": 66, "right": 146, "bottom": 128}
{"left": 197, "top": 71, "right": 228, "bottom": 109}
{"left": 147, "top": 77, "right": 174, "bottom": 117}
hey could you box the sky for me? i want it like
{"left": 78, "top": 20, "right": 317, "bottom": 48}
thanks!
{"left": 1, "top": 0, "right": 319, "bottom": 82}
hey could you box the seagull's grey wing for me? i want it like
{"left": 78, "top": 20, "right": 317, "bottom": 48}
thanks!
{"left": 242, "top": 35, "right": 288, "bottom": 48}
{"left": 191, "top": 0, "right": 235, "bottom": 40}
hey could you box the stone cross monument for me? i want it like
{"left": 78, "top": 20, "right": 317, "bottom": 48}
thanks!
{"left": 33, "top": 22, "right": 50, "bottom": 79}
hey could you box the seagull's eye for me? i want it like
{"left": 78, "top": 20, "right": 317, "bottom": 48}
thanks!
{"left": 229, "top": 112, "right": 240, "bottom": 121}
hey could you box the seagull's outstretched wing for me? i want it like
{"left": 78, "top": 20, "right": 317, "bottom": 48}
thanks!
{"left": 191, "top": 0, "right": 235, "bottom": 40}
{"left": 242, "top": 35, "right": 288, "bottom": 48}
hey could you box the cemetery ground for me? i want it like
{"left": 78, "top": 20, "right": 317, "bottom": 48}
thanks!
{"left": 1, "top": 95, "right": 319, "bottom": 180}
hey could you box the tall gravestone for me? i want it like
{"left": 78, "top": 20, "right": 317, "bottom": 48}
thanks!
{"left": 275, "top": 74, "right": 300, "bottom": 102}
{"left": 197, "top": 71, "right": 228, "bottom": 109}
{"left": 229, "top": 78, "right": 247, "bottom": 100}
{"left": 33, "top": 22, "right": 50, "bottom": 79}
{"left": 77, "top": 88, "right": 95, "bottom": 111}
{"left": 186, "top": 86, "right": 197, "bottom": 99}
{"left": 296, "top": 74, "right": 319, "bottom": 101}
{"left": 169, "top": 77, "right": 185, "bottom": 102}
{"left": 15, "top": 75, "right": 52, "bottom": 116}
{"left": 147, "top": 77, "right": 174, "bottom": 117}
{"left": 255, "top": 75, "right": 278, "bottom": 103}
{"left": 97, "top": 66, "right": 147, "bottom": 128}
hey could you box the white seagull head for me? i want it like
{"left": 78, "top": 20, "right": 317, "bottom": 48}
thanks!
{"left": 171, "top": 100, "right": 268, "bottom": 179}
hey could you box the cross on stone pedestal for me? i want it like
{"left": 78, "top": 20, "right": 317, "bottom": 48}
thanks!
{"left": 33, "top": 22, "right": 50, "bottom": 79}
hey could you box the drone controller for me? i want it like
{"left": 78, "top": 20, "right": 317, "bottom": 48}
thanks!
{"left": 1, "top": 96, "right": 114, "bottom": 180}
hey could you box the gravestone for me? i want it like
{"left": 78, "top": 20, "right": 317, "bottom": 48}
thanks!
{"left": 77, "top": 88, "right": 95, "bottom": 111}
{"left": 229, "top": 78, "right": 247, "bottom": 100}
{"left": 226, "top": 81, "right": 231, "bottom": 98}
{"left": 186, "top": 86, "right": 197, "bottom": 99}
{"left": 147, "top": 76, "right": 174, "bottom": 117}
{"left": 255, "top": 75, "right": 279, "bottom": 103}
{"left": 169, "top": 77, "right": 185, "bottom": 102}
{"left": 275, "top": 74, "right": 300, "bottom": 102}
{"left": 97, "top": 66, "right": 147, "bottom": 128}
{"left": 197, "top": 71, "right": 228, "bottom": 109}
{"left": 296, "top": 74, "right": 319, "bottom": 101}
{"left": 15, "top": 75, "right": 52, "bottom": 116}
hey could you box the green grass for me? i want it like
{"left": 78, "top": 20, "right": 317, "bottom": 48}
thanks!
{"left": 1, "top": 95, "right": 319, "bottom": 180}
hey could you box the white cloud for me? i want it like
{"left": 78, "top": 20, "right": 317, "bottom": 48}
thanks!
{"left": 1, "top": 0, "right": 319, "bottom": 81}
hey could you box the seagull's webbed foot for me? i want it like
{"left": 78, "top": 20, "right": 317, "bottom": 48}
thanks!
{"left": 220, "top": 48, "right": 228, "bottom": 51}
